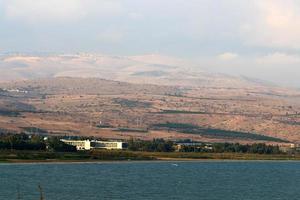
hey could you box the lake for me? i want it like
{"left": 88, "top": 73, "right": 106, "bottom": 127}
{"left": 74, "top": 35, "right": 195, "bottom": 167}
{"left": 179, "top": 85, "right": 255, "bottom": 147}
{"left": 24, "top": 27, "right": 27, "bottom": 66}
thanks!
{"left": 0, "top": 161, "right": 300, "bottom": 200}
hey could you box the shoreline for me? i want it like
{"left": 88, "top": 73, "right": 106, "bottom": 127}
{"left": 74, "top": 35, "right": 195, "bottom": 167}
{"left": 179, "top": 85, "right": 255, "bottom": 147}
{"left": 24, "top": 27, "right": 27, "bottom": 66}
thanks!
{"left": 1, "top": 150, "right": 300, "bottom": 164}
{"left": 1, "top": 157, "right": 300, "bottom": 164}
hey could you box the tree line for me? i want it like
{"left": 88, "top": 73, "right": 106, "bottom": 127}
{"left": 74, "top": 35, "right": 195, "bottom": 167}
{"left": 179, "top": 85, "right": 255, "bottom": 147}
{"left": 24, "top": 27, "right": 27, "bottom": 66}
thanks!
{"left": 179, "top": 142, "right": 281, "bottom": 154}
{"left": 128, "top": 138, "right": 174, "bottom": 152}
{"left": 127, "top": 139, "right": 282, "bottom": 154}
{"left": 0, "top": 133, "right": 76, "bottom": 152}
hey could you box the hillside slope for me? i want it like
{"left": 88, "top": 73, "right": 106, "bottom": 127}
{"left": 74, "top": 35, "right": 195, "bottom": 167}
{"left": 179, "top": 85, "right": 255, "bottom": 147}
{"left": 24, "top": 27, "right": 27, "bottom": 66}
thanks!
{"left": 0, "top": 77, "right": 299, "bottom": 144}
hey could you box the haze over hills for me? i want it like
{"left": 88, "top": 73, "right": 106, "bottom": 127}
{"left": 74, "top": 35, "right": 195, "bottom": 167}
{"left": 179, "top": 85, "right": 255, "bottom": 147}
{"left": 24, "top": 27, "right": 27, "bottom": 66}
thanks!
{"left": 0, "top": 53, "right": 280, "bottom": 89}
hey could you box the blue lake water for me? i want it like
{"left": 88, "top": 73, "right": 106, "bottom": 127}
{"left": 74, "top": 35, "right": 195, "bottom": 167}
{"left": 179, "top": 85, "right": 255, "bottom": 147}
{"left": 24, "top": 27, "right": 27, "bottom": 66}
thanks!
{"left": 0, "top": 161, "right": 300, "bottom": 200}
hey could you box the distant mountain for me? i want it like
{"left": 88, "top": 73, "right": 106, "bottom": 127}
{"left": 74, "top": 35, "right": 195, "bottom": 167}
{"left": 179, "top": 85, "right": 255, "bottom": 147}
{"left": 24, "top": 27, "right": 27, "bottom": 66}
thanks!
{"left": 0, "top": 53, "right": 276, "bottom": 88}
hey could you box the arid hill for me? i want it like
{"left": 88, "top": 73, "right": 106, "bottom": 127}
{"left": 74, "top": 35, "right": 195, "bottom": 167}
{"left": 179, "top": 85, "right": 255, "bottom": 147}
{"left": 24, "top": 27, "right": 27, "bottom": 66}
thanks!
{"left": 0, "top": 77, "right": 299, "bottom": 144}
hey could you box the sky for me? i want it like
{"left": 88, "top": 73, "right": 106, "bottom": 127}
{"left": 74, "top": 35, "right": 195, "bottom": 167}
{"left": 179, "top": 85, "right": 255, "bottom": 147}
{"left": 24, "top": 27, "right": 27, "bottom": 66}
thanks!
{"left": 0, "top": 0, "right": 300, "bottom": 87}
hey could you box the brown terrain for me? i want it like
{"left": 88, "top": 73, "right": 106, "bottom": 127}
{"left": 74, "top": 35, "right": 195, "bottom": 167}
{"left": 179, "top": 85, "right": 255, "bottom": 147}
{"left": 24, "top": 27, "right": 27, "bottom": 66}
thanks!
{"left": 0, "top": 76, "right": 299, "bottom": 144}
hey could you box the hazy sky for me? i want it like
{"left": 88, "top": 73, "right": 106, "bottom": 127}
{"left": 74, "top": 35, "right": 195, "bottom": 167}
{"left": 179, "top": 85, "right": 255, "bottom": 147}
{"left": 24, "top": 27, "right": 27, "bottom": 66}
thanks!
{"left": 0, "top": 0, "right": 300, "bottom": 87}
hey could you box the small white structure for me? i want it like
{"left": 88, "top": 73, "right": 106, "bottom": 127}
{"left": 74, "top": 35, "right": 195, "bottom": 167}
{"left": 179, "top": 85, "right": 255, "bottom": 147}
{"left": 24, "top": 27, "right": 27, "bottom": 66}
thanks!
{"left": 60, "top": 139, "right": 91, "bottom": 150}
{"left": 60, "top": 139, "right": 126, "bottom": 150}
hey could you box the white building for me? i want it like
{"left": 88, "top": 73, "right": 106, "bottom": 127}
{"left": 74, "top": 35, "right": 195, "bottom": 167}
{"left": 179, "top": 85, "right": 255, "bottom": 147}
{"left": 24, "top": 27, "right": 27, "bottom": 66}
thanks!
{"left": 61, "top": 139, "right": 91, "bottom": 150}
{"left": 60, "top": 139, "right": 126, "bottom": 150}
{"left": 90, "top": 140, "right": 125, "bottom": 150}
